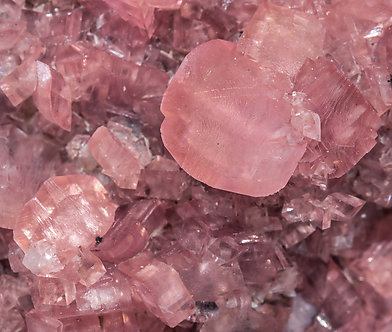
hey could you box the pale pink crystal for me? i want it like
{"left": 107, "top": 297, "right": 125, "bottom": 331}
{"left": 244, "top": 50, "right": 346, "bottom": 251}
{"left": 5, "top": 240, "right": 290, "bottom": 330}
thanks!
{"left": 136, "top": 156, "right": 190, "bottom": 200}
{"left": 94, "top": 199, "right": 165, "bottom": 263}
{"left": 161, "top": 39, "right": 306, "bottom": 197}
{"left": 13, "top": 175, "right": 117, "bottom": 280}
{"left": 350, "top": 241, "right": 392, "bottom": 298}
{"left": 119, "top": 253, "right": 195, "bottom": 327}
{"left": 32, "top": 61, "right": 72, "bottom": 131}
{"left": 75, "top": 265, "right": 135, "bottom": 312}
{"left": 102, "top": 0, "right": 156, "bottom": 37}
{"left": 0, "top": 126, "right": 57, "bottom": 229}
{"left": 58, "top": 247, "right": 107, "bottom": 286}
{"left": 295, "top": 57, "right": 380, "bottom": 179}
{"left": 26, "top": 311, "right": 63, "bottom": 332}
{"left": 66, "top": 134, "right": 97, "bottom": 172}
{"left": 0, "top": 58, "right": 37, "bottom": 106}
{"left": 36, "top": 277, "right": 76, "bottom": 306}
{"left": 107, "top": 120, "right": 152, "bottom": 167}
{"left": 0, "top": 20, "right": 26, "bottom": 51}
{"left": 237, "top": 3, "right": 325, "bottom": 76}
{"left": 284, "top": 295, "right": 317, "bottom": 332}
{"left": 88, "top": 125, "right": 148, "bottom": 189}
{"left": 282, "top": 192, "right": 365, "bottom": 230}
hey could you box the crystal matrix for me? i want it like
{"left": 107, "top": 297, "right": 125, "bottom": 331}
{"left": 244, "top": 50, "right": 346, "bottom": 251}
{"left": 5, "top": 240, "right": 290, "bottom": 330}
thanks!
{"left": 0, "top": 0, "right": 392, "bottom": 332}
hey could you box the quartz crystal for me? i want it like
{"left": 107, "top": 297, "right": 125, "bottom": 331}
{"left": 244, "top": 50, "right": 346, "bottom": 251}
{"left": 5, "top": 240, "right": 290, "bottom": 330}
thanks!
{"left": 1, "top": 0, "right": 392, "bottom": 331}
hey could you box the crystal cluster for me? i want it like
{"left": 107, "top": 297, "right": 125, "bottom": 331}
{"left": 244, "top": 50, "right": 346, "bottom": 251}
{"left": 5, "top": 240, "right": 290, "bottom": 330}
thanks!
{"left": 0, "top": 1, "right": 391, "bottom": 332}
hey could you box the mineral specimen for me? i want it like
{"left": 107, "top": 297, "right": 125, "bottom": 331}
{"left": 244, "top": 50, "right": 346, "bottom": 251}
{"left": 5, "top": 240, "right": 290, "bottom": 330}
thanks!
{"left": 0, "top": 0, "right": 392, "bottom": 331}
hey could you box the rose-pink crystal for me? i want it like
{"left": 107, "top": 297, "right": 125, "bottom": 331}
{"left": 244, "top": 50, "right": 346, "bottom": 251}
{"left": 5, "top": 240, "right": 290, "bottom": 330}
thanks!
{"left": 94, "top": 200, "right": 165, "bottom": 263}
{"left": 1, "top": 1, "right": 392, "bottom": 331}
{"left": 0, "top": 126, "right": 57, "bottom": 229}
{"left": 26, "top": 311, "right": 63, "bottom": 332}
{"left": 13, "top": 175, "right": 117, "bottom": 279}
{"left": 161, "top": 39, "right": 306, "bottom": 197}
{"left": 33, "top": 61, "right": 72, "bottom": 131}
{"left": 237, "top": 3, "right": 325, "bottom": 76}
{"left": 88, "top": 126, "right": 145, "bottom": 189}
{"left": 119, "top": 253, "right": 195, "bottom": 327}
{"left": 295, "top": 57, "right": 381, "bottom": 178}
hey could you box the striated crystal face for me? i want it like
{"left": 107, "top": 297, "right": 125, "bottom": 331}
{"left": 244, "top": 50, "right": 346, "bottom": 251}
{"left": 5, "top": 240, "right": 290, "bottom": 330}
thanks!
{"left": 14, "top": 175, "right": 117, "bottom": 252}
{"left": 13, "top": 175, "right": 117, "bottom": 282}
{"left": 237, "top": 3, "right": 325, "bottom": 76}
{"left": 119, "top": 253, "right": 195, "bottom": 327}
{"left": 161, "top": 39, "right": 307, "bottom": 197}
{"left": 294, "top": 57, "right": 380, "bottom": 178}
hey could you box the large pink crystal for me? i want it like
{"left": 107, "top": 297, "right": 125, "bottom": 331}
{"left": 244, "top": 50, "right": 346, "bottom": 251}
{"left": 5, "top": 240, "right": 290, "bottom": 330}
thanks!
{"left": 161, "top": 39, "right": 306, "bottom": 197}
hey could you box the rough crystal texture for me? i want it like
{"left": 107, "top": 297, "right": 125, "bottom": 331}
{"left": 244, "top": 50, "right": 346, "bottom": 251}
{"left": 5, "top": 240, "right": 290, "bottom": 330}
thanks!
{"left": 14, "top": 175, "right": 117, "bottom": 280}
{"left": 161, "top": 39, "right": 306, "bottom": 196}
{"left": 0, "top": 126, "right": 57, "bottom": 229}
{"left": 119, "top": 253, "right": 195, "bottom": 327}
{"left": 295, "top": 57, "right": 380, "bottom": 179}
{"left": 237, "top": 3, "right": 325, "bottom": 76}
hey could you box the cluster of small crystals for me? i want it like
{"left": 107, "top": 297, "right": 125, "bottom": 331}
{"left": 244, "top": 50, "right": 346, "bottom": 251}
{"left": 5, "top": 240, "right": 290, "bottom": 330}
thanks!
{"left": 0, "top": 0, "right": 391, "bottom": 331}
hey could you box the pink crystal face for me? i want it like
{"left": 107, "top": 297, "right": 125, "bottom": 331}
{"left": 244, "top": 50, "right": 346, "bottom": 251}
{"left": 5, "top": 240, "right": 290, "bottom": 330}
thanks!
{"left": 88, "top": 126, "right": 145, "bottom": 189}
{"left": 13, "top": 175, "right": 117, "bottom": 278}
{"left": 33, "top": 61, "right": 72, "bottom": 131}
{"left": 295, "top": 57, "right": 381, "bottom": 178}
{"left": 350, "top": 241, "right": 392, "bottom": 298}
{"left": 26, "top": 311, "right": 63, "bottom": 332}
{"left": 0, "top": 126, "right": 57, "bottom": 230}
{"left": 0, "top": 58, "right": 37, "bottom": 106}
{"left": 119, "top": 254, "right": 195, "bottom": 327}
{"left": 161, "top": 39, "right": 306, "bottom": 197}
{"left": 237, "top": 3, "right": 325, "bottom": 76}
{"left": 93, "top": 200, "right": 165, "bottom": 263}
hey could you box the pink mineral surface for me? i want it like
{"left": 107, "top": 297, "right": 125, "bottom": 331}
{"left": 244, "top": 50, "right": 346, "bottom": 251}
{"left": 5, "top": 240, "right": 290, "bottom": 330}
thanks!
{"left": 1, "top": 0, "right": 392, "bottom": 331}
{"left": 161, "top": 39, "right": 306, "bottom": 196}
